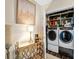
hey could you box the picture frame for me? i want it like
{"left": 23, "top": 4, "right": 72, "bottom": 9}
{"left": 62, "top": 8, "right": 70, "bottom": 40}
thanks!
{"left": 16, "top": 0, "right": 36, "bottom": 25}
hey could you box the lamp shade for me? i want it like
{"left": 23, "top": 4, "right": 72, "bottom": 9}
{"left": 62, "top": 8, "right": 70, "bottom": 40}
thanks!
{"left": 28, "top": 25, "right": 34, "bottom": 32}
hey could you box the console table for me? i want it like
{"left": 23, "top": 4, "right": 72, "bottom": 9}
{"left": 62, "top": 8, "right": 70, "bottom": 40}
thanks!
{"left": 15, "top": 42, "right": 45, "bottom": 59}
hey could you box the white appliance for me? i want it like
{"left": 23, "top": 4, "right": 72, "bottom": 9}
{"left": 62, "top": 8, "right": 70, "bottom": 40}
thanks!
{"left": 59, "top": 29, "right": 74, "bottom": 49}
{"left": 47, "top": 29, "right": 58, "bottom": 45}
{"left": 47, "top": 29, "right": 59, "bottom": 53}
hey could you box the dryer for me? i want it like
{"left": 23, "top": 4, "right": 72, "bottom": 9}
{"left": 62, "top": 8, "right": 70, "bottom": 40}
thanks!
{"left": 47, "top": 28, "right": 59, "bottom": 53}
{"left": 59, "top": 29, "right": 74, "bottom": 49}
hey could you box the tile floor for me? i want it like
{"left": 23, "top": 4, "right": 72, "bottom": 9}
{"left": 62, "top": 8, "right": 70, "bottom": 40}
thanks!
{"left": 46, "top": 53, "right": 60, "bottom": 59}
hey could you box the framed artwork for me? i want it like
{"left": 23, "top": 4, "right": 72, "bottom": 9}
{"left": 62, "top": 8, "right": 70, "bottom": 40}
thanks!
{"left": 16, "top": 0, "right": 36, "bottom": 25}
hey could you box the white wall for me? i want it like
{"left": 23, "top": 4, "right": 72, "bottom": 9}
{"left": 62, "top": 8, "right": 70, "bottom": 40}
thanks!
{"left": 46, "top": 0, "right": 74, "bottom": 14}
{"left": 5, "top": 25, "right": 12, "bottom": 44}
{"left": 5, "top": 0, "right": 16, "bottom": 25}
{"left": 35, "top": 3, "right": 44, "bottom": 40}
{"left": 12, "top": 25, "right": 28, "bottom": 43}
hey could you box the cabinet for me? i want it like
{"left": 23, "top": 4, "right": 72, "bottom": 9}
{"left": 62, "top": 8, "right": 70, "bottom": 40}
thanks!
{"left": 47, "top": 8, "right": 74, "bottom": 29}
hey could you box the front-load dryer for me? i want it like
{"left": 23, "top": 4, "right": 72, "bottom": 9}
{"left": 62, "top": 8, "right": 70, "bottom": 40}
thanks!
{"left": 59, "top": 29, "right": 74, "bottom": 49}
{"left": 47, "top": 28, "right": 59, "bottom": 53}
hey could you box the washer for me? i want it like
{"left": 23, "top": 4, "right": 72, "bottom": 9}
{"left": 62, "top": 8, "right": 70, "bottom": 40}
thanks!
{"left": 59, "top": 29, "right": 74, "bottom": 49}
{"left": 47, "top": 29, "right": 58, "bottom": 45}
{"left": 47, "top": 28, "right": 59, "bottom": 53}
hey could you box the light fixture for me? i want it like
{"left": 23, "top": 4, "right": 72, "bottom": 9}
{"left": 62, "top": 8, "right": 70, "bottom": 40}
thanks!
{"left": 27, "top": 25, "right": 34, "bottom": 42}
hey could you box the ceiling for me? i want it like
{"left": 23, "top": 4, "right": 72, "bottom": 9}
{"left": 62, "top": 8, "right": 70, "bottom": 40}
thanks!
{"left": 35, "top": 0, "right": 53, "bottom": 6}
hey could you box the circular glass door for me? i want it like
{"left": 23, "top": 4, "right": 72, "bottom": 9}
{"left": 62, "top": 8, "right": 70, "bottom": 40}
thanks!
{"left": 60, "top": 31, "right": 72, "bottom": 43}
{"left": 48, "top": 30, "right": 56, "bottom": 41}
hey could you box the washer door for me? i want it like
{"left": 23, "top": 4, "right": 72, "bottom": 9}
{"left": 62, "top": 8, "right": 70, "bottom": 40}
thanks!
{"left": 60, "top": 31, "right": 72, "bottom": 43}
{"left": 48, "top": 30, "right": 56, "bottom": 41}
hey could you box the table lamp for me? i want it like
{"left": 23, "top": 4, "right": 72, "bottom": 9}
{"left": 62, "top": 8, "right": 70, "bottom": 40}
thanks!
{"left": 28, "top": 25, "right": 34, "bottom": 42}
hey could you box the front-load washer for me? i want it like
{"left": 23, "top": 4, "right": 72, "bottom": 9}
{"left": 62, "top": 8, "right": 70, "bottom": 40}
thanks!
{"left": 59, "top": 29, "right": 74, "bottom": 49}
{"left": 47, "top": 29, "right": 58, "bottom": 45}
{"left": 47, "top": 28, "right": 59, "bottom": 53}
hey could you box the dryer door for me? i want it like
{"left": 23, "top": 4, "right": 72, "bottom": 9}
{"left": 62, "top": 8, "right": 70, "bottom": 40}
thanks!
{"left": 48, "top": 30, "right": 56, "bottom": 41}
{"left": 60, "top": 31, "right": 73, "bottom": 43}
